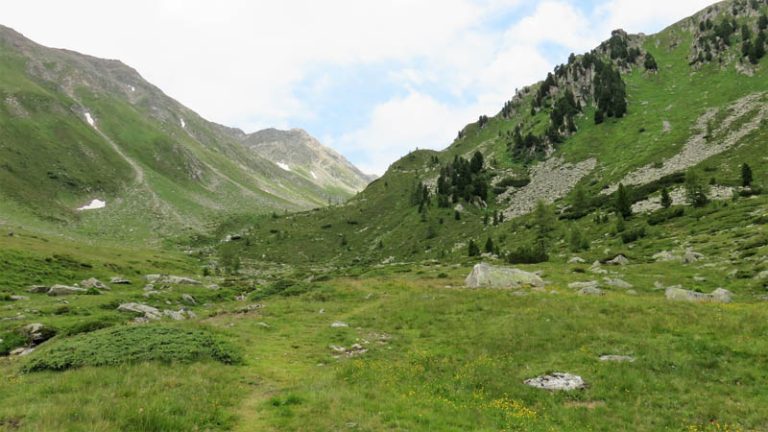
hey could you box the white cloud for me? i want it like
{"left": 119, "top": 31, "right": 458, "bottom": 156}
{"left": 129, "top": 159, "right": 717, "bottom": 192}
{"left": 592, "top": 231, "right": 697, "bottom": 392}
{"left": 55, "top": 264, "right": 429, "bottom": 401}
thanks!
{"left": 0, "top": 0, "right": 718, "bottom": 175}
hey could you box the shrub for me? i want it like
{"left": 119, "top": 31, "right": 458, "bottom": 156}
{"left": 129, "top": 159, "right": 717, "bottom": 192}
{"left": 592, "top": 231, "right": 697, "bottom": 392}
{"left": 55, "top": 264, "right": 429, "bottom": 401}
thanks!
{"left": 621, "top": 226, "right": 647, "bottom": 244}
{"left": 0, "top": 332, "right": 27, "bottom": 355}
{"left": 250, "top": 279, "right": 313, "bottom": 301}
{"left": 506, "top": 244, "right": 549, "bottom": 264}
{"left": 648, "top": 207, "right": 685, "bottom": 225}
{"left": 23, "top": 325, "right": 241, "bottom": 372}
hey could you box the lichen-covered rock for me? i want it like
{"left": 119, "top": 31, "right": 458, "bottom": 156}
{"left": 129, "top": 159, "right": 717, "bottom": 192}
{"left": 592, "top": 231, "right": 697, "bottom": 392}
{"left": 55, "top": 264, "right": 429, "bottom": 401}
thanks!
{"left": 20, "top": 323, "right": 55, "bottom": 345}
{"left": 145, "top": 274, "right": 201, "bottom": 285}
{"left": 80, "top": 278, "right": 109, "bottom": 290}
{"left": 606, "top": 255, "right": 630, "bottom": 266}
{"left": 465, "top": 263, "right": 545, "bottom": 289}
{"left": 117, "top": 303, "right": 162, "bottom": 320}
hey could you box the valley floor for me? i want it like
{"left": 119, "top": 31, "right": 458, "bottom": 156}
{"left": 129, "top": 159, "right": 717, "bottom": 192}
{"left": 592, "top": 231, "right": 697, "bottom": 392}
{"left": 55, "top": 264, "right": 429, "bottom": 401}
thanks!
{"left": 2, "top": 257, "right": 768, "bottom": 431}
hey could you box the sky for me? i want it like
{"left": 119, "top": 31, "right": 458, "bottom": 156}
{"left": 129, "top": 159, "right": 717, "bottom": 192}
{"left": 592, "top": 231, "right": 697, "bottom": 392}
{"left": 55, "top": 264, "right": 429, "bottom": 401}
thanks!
{"left": 0, "top": 0, "right": 715, "bottom": 175}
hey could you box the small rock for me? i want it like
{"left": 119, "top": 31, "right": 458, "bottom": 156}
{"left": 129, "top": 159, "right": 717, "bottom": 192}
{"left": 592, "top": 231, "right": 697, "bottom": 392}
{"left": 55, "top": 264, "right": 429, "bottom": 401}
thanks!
{"left": 682, "top": 249, "right": 704, "bottom": 264}
{"left": 10, "top": 347, "right": 34, "bottom": 356}
{"left": 653, "top": 251, "right": 678, "bottom": 262}
{"left": 626, "top": 289, "right": 638, "bottom": 295}
{"left": 20, "top": 323, "right": 55, "bottom": 344}
{"left": 331, "top": 321, "right": 349, "bottom": 328}
{"left": 568, "top": 257, "right": 587, "bottom": 264}
{"left": 207, "top": 284, "right": 220, "bottom": 290}
{"left": 145, "top": 274, "right": 201, "bottom": 285}
{"left": 599, "top": 355, "right": 635, "bottom": 363}
{"left": 9, "top": 295, "right": 29, "bottom": 301}
{"left": 606, "top": 254, "right": 630, "bottom": 266}
{"left": 524, "top": 373, "right": 586, "bottom": 391}
{"left": 80, "top": 278, "right": 109, "bottom": 290}
{"left": 181, "top": 294, "right": 197, "bottom": 305}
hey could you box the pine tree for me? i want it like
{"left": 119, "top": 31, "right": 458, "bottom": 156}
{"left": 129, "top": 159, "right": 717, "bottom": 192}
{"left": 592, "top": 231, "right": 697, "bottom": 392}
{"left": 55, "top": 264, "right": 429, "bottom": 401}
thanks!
{"left": 615, "top": 183, "right": 632, "bottom": 218}
{"left": 742, "top": 163, "right": 753, "bottom": 187}
{"left": 485, "top": 237, "right": 495, "bottom": 254}
{"left": 660, "top": 187, "right": 672, "bottom": 209}
{"left": 468, "top": 240, "right": 480, "bottom": 257}
{"left": 644, "top": 53, "right": 658, "bottom": 71}
{"left": 685, "top": 171, "right": 709, "bottom": 207}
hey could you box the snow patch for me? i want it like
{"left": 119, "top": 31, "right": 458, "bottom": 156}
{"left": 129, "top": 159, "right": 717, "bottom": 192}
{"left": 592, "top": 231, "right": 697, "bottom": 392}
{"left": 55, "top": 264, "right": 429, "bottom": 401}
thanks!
{"left": 77, "top": 199, "right": 106, "bottom": 211}
{"left": 84, "top": 112, "right": 95, "bottom": 127}
{"left": 276, "top": 162, "right": 291, "bottom": 171}
{"left": 180, "top": 118, "right": 186, "bottom": 128}
{"left": 310, "top": 170, "right": 318, "bottom": 179}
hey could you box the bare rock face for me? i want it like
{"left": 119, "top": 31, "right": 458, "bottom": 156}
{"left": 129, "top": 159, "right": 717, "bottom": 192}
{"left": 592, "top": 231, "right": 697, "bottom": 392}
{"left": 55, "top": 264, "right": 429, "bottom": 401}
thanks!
{"left": 525, "top": 373, "right": 586, "bottom": 391}
{"left": 465, "top": 263, "right": 545, "bottom": 289}
{"left": 665, "top": 287, "right": 732, "bottom": 303}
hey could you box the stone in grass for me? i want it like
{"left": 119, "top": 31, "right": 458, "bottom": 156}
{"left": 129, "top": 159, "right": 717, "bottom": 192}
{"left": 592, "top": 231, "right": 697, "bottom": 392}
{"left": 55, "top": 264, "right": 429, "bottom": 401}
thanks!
{"left": 606, "top": 254, "right": 630, "bottom": 266}
{"left": 665, "top": 287, "right": 732, "bottom": 303}
{"left": 568, "top": 256, "right": 587, "bottom": 264}
{"left": 465, "top": 263, "right": 545, "bottom": 289}
{"left": 525, "top": 373, "right": 586, "bottom": 391}
{"left": 568, "top": 281, "right": 599, "bottom": 290}
{"left": 604, "top": 278, "right": 633, "bottom": 289}
{"left": 110, "top": 277, "right": 132, "bottom": 285}
{"left": 47, "top": 285, "right": 87, "bottom": 296}
{"left": 578, "top": 286, "right": 605, "bottom": 296}
{"left": 181, "top": 293, "right": 197, "bottom": 305}
{"left": 26, "top": 285, "right": 49, "bottom": 294}
{"left": 117, "top": 302, "right": 163, "bottom": 320}
{"left": 80, "top": 278, "right": 109, "bottom": 290}
{"left": 330, "top": 321, "right": 349, "bottom": 328}
{"left": 599, "top": 355, "right": 636, "bottom": 363}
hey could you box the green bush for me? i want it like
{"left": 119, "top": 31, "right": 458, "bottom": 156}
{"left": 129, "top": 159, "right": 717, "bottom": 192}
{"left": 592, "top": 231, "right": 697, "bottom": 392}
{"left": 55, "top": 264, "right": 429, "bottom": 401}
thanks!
{"left": 60, "top": 317, "right": 119, "bottom": 336}
{"left": 506, "top": 244, "right": 549, "bottom": 264}
{"left": 0, "top": 331, "right": 27, "bottom": 355}
{"left": 250, "top": 279, "right": 313, "bottom": 301}
{"left": 23, "top": 325, "right": 241, "bottom": 373}
{"left": 621, "top": 226, "right": 647, "bottom": 244}
{"left": 648, "top": 207, "right": 685, "bottom": 225}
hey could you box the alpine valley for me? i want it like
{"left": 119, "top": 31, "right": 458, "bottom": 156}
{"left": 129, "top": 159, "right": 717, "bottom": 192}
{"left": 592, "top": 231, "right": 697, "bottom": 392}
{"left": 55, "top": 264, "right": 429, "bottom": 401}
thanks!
{"left": 2, "top": 1, "right": 768, "bottom": 431}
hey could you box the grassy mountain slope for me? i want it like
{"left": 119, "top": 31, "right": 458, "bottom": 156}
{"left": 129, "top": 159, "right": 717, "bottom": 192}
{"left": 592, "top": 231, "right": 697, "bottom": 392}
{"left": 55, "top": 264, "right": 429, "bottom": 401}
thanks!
{"left": 0, "top": 25, "right": 359, "bottom": 241}
{"left": 214, "top": 0, "right": 768, "bottom": 267}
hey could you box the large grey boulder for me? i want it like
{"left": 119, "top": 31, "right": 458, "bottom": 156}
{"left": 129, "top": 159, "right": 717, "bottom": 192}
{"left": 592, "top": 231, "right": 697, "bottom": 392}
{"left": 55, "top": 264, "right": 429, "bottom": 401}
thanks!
{"left": 606, "top": 254, "right": 630, "bottom": 266}
{"left": 665, "top": 287, "right": 732, "bottom": 303}
{"left": 47, "top": 285, "right": 87, "bottom": 296}
{"left": 117, "top": 303, "right": 163, "bottom": 320}
{"left": 524, "top": 373, "right": 586, "bottom": 391}
{"left": 465, "top": 263, "right": 544, "bottom": 289}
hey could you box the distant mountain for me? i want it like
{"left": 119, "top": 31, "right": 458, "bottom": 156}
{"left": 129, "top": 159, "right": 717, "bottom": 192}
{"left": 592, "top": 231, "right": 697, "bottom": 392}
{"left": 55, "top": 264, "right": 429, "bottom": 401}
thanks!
{"left": 243, "top": 128, "right": 376, "bottom": 200}
{"left": 0, "top": 25, "right": 367, "bottom": 239}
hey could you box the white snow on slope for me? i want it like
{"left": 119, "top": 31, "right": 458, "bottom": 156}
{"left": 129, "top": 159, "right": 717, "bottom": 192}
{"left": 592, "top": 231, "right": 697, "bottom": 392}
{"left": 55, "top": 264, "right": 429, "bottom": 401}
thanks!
{"left": 77, "top": 199, "right": 106, "bottom": 211}
{"left": 276, "top": 162, "right": 291, "bottom": 171}
{"left": 84, "top": 112, "right": 95, "bottom": 127}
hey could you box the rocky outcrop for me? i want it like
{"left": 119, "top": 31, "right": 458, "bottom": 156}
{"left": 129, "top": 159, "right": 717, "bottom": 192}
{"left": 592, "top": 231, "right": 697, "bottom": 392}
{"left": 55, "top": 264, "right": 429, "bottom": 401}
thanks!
{"left": 465, "top": 263, "right": 545, "bottom": 289}
{"left": 117, "top": 303, "right": 163, "bottom": 320}
{"left": 80, "top": 278, "right": 109, "bottom": 290}
{"left": 145, "top": 274, "right": 201, "bottom": 285}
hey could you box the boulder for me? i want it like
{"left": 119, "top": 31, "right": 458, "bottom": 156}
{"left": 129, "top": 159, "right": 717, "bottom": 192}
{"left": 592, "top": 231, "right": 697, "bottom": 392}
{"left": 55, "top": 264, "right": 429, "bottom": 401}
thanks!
{"left": 578, "top": 286, "right": 605, "bottom": 296}
{"left": 755, "top": 270, "right": 768, "bottom": 280}
{"left": 162, "top": 309, "right": 196, "bottom": 321}
{"left": 80, "top": 278, "right": 109, "bottom": 290}
{"left": 589, "top": 261, "right": 608, "bottom": 275}
{"left": 10, "top": 347, "right": 34, "bottom": 356}
{"left": 47, "top": 285, "right": 87, "bottom": 296}
{"left": 524, "top": 373, "right": 586, "bottom": 391}
{"left": 604, "top": 278, "right": 633, "bottom": 289}
{"left": 9, "top": 295, "right": 29, "bottom": 301}
{"left": 606, "top": 254, "right": 630, "bottom": 266}
{"left": 20, "top": 323, "right": 55, "bottom": 344}
{"left": 465, "top": 263, "right": 545, "bottom": 289}
{"left": 665, "top": 287, "right": 732, "bottom": 303}
{"left": 330, "top": 321, "right": 349, "bottom": 328}
{"left": 682, "top": 249, "right": 704, "bottom": 264}
{"left": 568, "top": 281, "right": 599, "bottom": 290}
{"left": 181, "top": 294, "right": 197, "bottom": 305}
{"left": 117, "top": 303, "right": 163, "bottom": 320}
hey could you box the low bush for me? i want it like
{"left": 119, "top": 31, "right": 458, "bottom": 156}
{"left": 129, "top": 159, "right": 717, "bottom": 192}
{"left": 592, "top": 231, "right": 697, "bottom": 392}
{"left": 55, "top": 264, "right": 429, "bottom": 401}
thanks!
{"left": 23, "top": 325, "right": 241, "bottom": 372}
